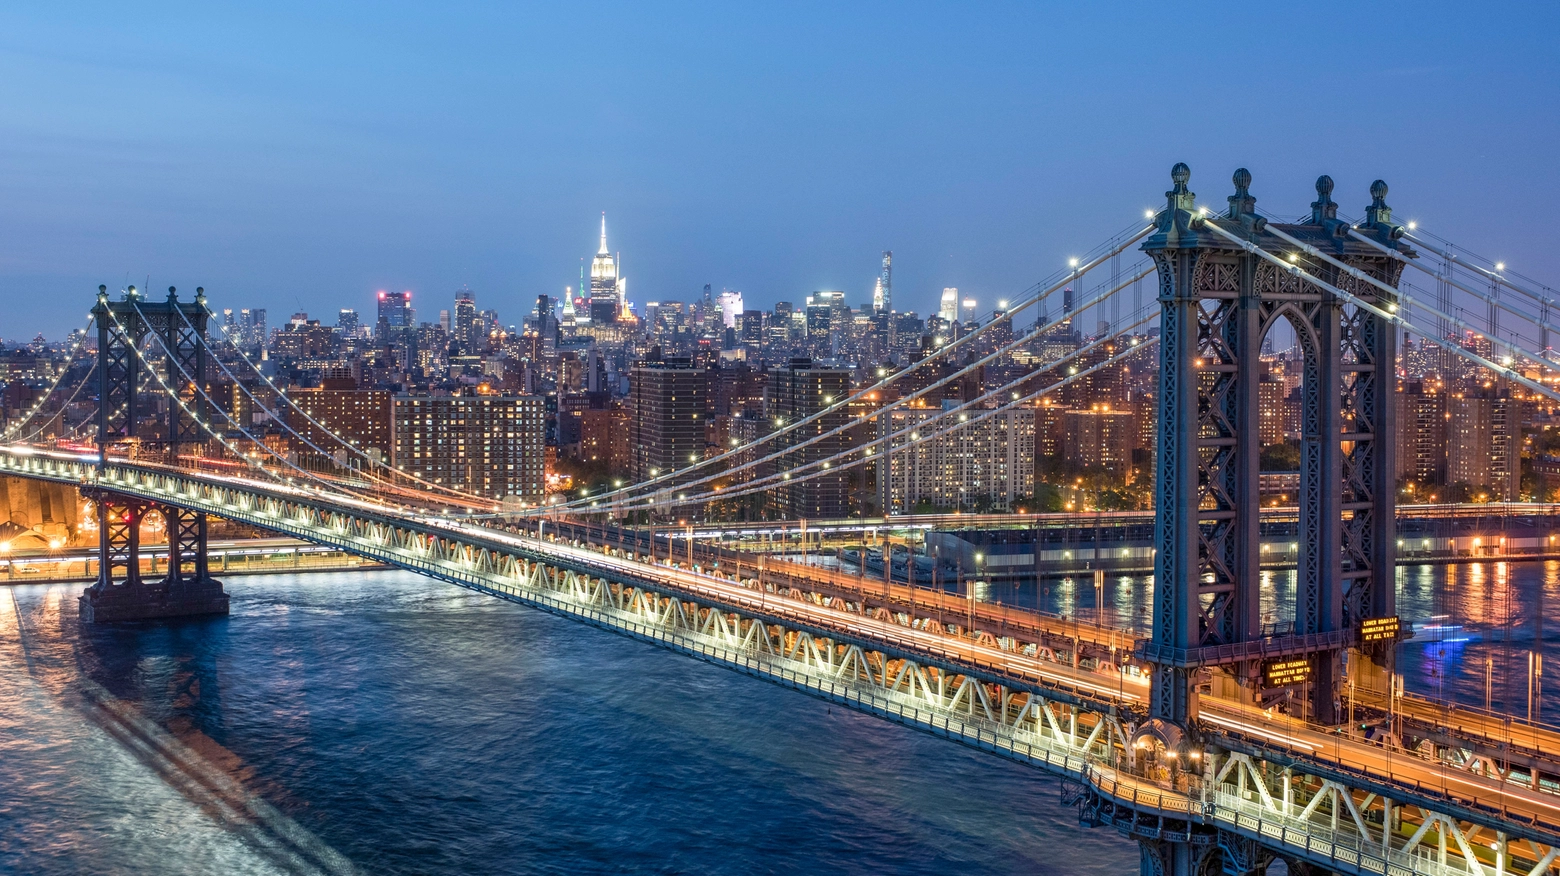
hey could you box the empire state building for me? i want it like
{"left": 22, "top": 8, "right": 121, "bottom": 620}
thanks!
{"left": 589, "top": 213, "right": 624, "bottom": 324}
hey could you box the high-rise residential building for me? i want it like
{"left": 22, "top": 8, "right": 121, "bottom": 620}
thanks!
{"left": 961, "top": 297, "right": 977, "bottom": 326}
{"left": 879, "top": 402, "right": 1034, "bottom": 513}
{"left": 1447, "top": 390, "right": 1521, "bottom": 500}
{"left": 767, "top": 358, "right": 853, "bottom": 518}
{"left": 1257, "top": 375, "right": 1287, "bottom": 447}
{"left": 392, "top": 394, "right": 545, "bottom": 502}
{"left": 286, "top": 387, "right": 393, "bottom": 465}
{"left": 873, "top": 251, "right": 893, "bottom": 313}
{"left": 589, "top": 214, "right": 623, "bottom": 325}
{"left": 337, "top": 309, "right": 361, "bottom": 339}
{"left": 629, "top": 356, "right": 708, "bottom": 488}
{"left": 1061, "top": 404, "right": 1139, "bottom": 477}
{"left": 1396, "top": 381, "right": 1448, "bottom": 484}
{"left": 939, "top": 288, "right": 959, "bottom": 323}
{"left": 453, "top": 290, "right": 479, "bottom": 353}
{"left": 578, "top": 406, "right": 631, "bottom": 472}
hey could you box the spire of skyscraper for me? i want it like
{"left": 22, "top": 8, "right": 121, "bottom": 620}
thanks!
{"left": 599, "top": 213, "right": 609, "bottom": 255}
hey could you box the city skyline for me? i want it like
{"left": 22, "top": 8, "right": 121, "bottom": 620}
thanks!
{"left": 3, "top": 4, "right": 1558, "bottom": 335}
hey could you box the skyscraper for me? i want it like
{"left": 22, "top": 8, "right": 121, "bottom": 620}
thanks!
{"left": 589, "top": 214, "right": 623, "bottom": 325}
{"left": 453, "top": 290, "right": 478, "bottom": 353}
{"left": 719, "top": 290, "right": 744, "bottom": 329}
{"left": 939, "top": 288, "right": 959, "bottom": 323}
{"left": 873, "top": 251, "right": 893, "bottom": 313}
{"left": 376, "top": 291, "right": 413, "bottom": 342}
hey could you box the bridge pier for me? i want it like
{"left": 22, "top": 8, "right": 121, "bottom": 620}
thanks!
{"left": 78, "top": 491, "right": 228, "bottom": 623}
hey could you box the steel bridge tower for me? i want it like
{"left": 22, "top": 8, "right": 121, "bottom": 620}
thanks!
{"left": 1140, "top": 164, "right": 1409, "bottom": 737}
{"left": 80, "top": 285, "right": 229, "bottom": 623}
{"left": 1133, "top": 163, "right": 1412, "bottom": 875}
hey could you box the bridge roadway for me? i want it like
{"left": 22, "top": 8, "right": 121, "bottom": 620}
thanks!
{"left": 9, "top": 447, "right": 1560, "bottom": 873}
{"left": 544, "top": 519, "right": 1143, "bottom": 659}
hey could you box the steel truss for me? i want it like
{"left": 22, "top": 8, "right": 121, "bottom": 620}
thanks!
{"left": 7, "top": 448, "right": 1560, "bottom": 874}
{"left": 93, "top": 284, "right": 213, "bottom": 458}
{"left": 1079, "top": 752, "right": 1560, "bottom": 876}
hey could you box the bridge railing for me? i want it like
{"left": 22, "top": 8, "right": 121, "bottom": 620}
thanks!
{"left": 1084, "top": 763, "right": 1488, "bottom": 876}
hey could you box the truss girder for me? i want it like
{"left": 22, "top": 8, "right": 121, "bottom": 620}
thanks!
{"left": 6, "top": 449, "right": 1557, "bottom": 873}
{"left": 93, "top": 287, "right": 211, "bottom": 456}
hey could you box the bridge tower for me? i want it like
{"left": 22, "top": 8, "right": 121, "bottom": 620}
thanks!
{"left": 1134, "top": 164, "right": 1411, "bottom": 875}
{"left": 79, "top": 285, "right": 229, "bottom": 623}
{"left": 1140, "top": 165, "right": 1408, "bottom": 739}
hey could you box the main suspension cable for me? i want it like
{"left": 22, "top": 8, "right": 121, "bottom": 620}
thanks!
{"left": 196, "top": 300, "right": 500, "bottom": 508}
{"left": 122, "top": 300, "right": 350, "bottom": 493}
{"left": 550, "top": 222, "right": 1157, "bottom": 514}
{"left": 626, "top": 313, "right": 1159, "bottom": 511}
{"left": 540, "top": 256, "right": 1154, "bottom": 517}
{"left": 1202, "top": 221, "right": 1559, "bottom": 404}
{"left": 0, "top": 314, "right": 95, "bottom": 443}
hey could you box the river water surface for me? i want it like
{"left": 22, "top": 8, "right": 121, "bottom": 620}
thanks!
{"left": 0, "top": 571, "right": 1137, "bottom": 875}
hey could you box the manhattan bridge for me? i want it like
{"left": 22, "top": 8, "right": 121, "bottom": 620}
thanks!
{"left": 9, "top": 164, "right": 1560, "bottom": 875}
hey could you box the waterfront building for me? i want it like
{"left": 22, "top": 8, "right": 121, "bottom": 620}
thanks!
{"left": 1447, "top": 390, "right": 1521, "bottom": 500}
{"left": 1060, "top": 404, "right": 1138, "bottom": 477}
{"left": 1396, "top": 380, "right": 1448, "bottom": 484}
{"left": 392, "top": 393, "right": 545, "bottom": 502}
{"left": 878, "top": 401, "right": 1035, "bottom": 513}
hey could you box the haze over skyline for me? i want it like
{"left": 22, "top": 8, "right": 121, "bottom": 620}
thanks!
{"left": 2, "top": 2, "right": 1557, "bottom": 336}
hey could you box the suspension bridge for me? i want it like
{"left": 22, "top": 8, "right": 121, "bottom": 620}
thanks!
{"left": 8, "top": 164, "right": 1560, "bottom": 875}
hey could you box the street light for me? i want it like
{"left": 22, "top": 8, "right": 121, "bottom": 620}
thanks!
{"left": 971, "top": 553, "right": 983, "bottom": 633}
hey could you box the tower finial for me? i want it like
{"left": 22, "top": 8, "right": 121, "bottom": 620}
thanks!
{"left": 1365, "top": 180, "right": 1392, "bottom": 227}
{"left": 599, "top": 212, "right": 608, "bottom": 255}
{"left": 1226, "top": 168, "right": 1255, "bottom": 219}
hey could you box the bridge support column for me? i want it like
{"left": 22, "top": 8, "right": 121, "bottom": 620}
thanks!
{"left": 78, "top": 492, "right": 228, "bottom": 623}
{"left": 1137, "top": 838, "right": 1217, "bottom": 876}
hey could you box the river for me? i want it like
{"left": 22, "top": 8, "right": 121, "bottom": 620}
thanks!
{"left": 0, "top": 570, "right": 1137, "bottom": 875}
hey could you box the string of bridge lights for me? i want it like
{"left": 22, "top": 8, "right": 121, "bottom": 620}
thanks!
{"left": 553, "top": 260, "right": 1155, "bottom": 516}
{"left": 193, "top": 296, "right": 501, "bottom": 509}
{"left": 534, "top": 223, "right": 1158, "bottom": 516}
{"left": 167, "top": 297, "right": 485, "bottom": 511}
{"left": 113, "top": 301, "right": 351, "bottom": 496}
{"left": 1198, "top": 220, "right": 1560, "bottom": 407}
{"left": 0, "top": 314, "right": 96, "bottom": 444}
{"left": 617, "top": 307, "right": 1161, "bottom": 513}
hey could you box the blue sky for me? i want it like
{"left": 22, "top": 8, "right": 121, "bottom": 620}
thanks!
{"left": 1, "top": 2, "right": 1557, "bottom": 337}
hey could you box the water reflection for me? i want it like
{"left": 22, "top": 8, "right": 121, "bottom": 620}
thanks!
{"left": 983, "top": 560, "right": 1560, "bottom": 722}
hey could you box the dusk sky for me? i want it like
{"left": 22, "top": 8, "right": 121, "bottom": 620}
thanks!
{"left": 2, "top": 2, "right": 1557, "bottom": 338}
